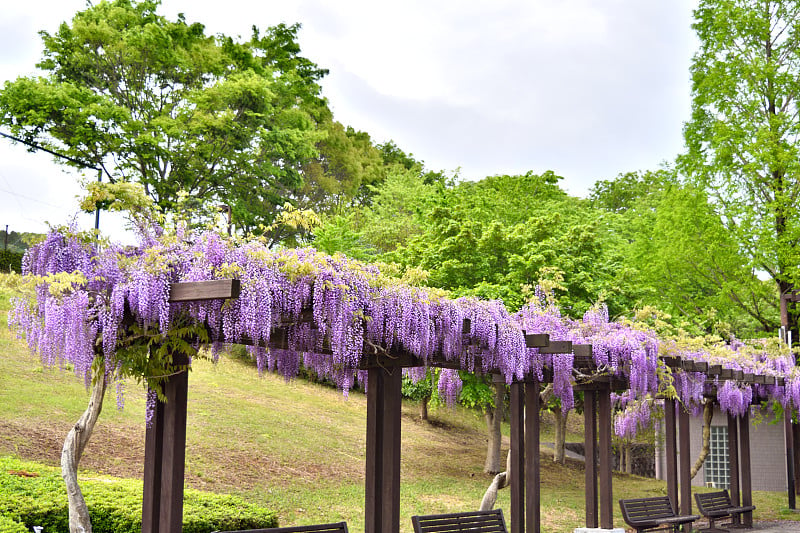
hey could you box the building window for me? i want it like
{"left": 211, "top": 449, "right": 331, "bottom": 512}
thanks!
{"left": 704, "top": 425, "right": 730, "bottom": 489}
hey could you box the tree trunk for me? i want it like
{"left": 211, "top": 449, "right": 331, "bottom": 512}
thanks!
{"left": 62, "top": 367, "right": 107, "bottom": 533}
{"left": 420, "top": 395, "right": 429, "bottom": 421}
{"left": 625, "top": 443, "right": 633, "bottom": 474}
{"left": 690, "top": 400, "right": 714, "bottom": 479}
{"left": 553, "top": 408, "right": 568, "bottom": 464}
{"left": 483, "top": 381, "right": 505, "bottom": 474}
{"left": 479, "top": 385, "right": 553, "bottom": 509}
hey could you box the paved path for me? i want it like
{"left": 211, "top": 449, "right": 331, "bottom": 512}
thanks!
{"left": 746, "top": 521, "right": 800, "bottom": 531}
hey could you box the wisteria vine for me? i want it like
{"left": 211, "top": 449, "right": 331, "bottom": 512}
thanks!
{"left": 6, "top": 227, "right": 799, "bottom": 440}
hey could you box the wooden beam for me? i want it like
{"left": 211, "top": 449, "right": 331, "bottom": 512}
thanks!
{"left": 509, "top": 382, "right": 525, "bottom": 533}
{"left": 598, "top": 385, "right": 613, "bottom": 529}
{"left": 538, "top": 340, "right": 572, "bottom": 354}
{"left": 584, "top": 389, "right": 598, "bottom": 528}
{"left": 168, "top": 279, "right": 241, "bottom": 302}
{"left": 572, "top": 344, "right": 593, "bottom": 358}
{"left": 524, "top": 333, "right": 550, "bottom": 348}
{"left": 365, "top": 367, "right": 402, "bottom": 533}
{"left": 525, "top": 381, "right": 541, "bottom": 533}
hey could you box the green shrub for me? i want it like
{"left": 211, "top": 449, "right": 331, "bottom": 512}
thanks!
{"left": 0, "top": 251, "right": 22, "bottom": 273}
{"left": 0, "top": 457, "right": 277, "bottom": 533}
{"left": 0, "top": 515, "right": 28, "bottom": 533}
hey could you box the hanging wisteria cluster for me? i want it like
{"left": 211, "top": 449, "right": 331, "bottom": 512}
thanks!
{"left": 7, "top": 227, "right": 800, "bottom": 440}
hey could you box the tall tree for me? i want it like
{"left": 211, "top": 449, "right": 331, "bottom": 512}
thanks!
{"left": 592, "top": 170, "right": 778, "bottom": 335}
{"left": 680, "top": 0, "right": 800, "bottom": 335}
{"left": 0, "top": 0, "right": 326, "bottom": 233}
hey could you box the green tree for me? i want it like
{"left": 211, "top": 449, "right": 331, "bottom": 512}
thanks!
{"left": 299, "top": 121, "right": 385, "bottom": 215}
{"left": 680, "top": 0, "right": 800, "bottom": 335}
{"left": 0, "top": 0, "right": 325, "bottom": 235}
{"left": 389, "top": 171, "right": 631, "bottom": 315}
{"left": 592, "top": 170, "right": 777, "bottom": 335}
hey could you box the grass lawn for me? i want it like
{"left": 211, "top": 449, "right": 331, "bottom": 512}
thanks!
{"left": 2, "top": 280, "right": 799, "bottom": 532}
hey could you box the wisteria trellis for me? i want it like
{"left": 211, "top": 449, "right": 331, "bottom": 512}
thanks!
{"left": 8, "top": 228, "right": 799, "bottom": 438}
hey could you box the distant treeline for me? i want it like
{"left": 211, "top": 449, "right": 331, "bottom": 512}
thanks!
{"left": 1, "top": 230, "right": 43, "bottom": 273}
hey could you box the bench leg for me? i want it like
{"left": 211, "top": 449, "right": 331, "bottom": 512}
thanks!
{"left": 699, "top": 516, "right": 729, "bottom": 533}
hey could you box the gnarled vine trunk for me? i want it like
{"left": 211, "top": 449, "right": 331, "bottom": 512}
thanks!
{"left": 62, "top": 368, "right": 107, "bottom": 533}
{"left": 690, "top": 400, "right": 714, "bottom": 479}
{"left": 479, "top": 384, "right": 553, "bottom": 510}
{"left": 483, "top": 381, "right": 505, "bottom": 474}
{"left": 553, "top": 408, "right": 568, "bottom": 464}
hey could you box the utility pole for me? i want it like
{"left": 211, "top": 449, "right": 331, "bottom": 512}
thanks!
{"left": 3, "top": 224, "right": 7, "bottom": 251}
{"left": 95, "top": 168, "right": 102, "bottom": 230}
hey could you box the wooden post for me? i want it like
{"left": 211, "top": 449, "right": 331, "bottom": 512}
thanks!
{"left": 142, "top": 386, "right": 165, "bottom": 533}
{"left": 583, "top": 389, "right": 598, "bottom": 528}
{"left": 664, "top": 399, "right": 678, "bottom": 513}
{"left": 598, "top": 385, "right": 613, "bottom": 529}
{"left": 525, "top": 381, "right": 541, "bottom": 533}
{"left": 789, "top": 410, "right": 798, "bottom": 509}
{"left": 678, "top": 405, "right": 691, "bottom": 516}
{"left": 140, "top": 281, "right": 239, "bottom": 533}
{"left": 365, "top": 366, "right": 402, "bottom": 533}
{"left": 793, "top": 423, "right": 800, "bottom": 493}
{"left": 782, "top": 295, "right": 797, "bottom": 510}
{"left": 739, "top": 411, "right": 753, "bottom": 527}
{"left": 727, "top": 414, "right": 740, "bottom": 526}
{"left": 510, "top": 382, "right": 525, "bottom": 533}
{"left": 141, "top": 351, "right": 189, "bottom": 533}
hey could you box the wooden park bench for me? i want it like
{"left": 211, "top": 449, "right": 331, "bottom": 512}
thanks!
{"left": 694, "top": 490, "right": 755, "bottom": 531}
{"left": 619, "top": 496, "right": 700, "bottom": 533}
{"left": 411, "top": 509, "right": 508, "bottom": 533}
{"left": 213, "top": 522, "right": 349, "bottom": 533}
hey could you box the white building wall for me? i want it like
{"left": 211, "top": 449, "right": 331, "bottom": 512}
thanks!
{"left": 655, "top": 406, "right": 788, "bottom": 492}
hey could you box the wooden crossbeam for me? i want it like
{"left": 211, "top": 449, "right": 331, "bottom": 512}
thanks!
{"left": 168, "top": 279, "right": 241, "bottom": 302}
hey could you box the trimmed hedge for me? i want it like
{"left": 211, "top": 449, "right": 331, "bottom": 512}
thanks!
{"left": 0, "top": 457, "right": 277, "bottom": 533}
{"left": 0, "top": 251, "right": 22, "bottom": 273}
{"left": 0, "top": 515, "right": 28, "bottom": 533}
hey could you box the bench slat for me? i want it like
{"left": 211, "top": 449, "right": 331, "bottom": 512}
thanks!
{"left": 412, "top": 510, "right": 507, "bottom": 533}
{"left": 620, "top": 496, "right": 698, "bottom": 533}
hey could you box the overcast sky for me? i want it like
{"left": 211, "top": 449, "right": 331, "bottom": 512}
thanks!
{"left": 0, "top": 0, "right": 698, "bottom": 242}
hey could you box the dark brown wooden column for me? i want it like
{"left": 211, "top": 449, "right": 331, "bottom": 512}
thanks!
{"left": 525, "top": 381, "right": 541, "bottom": 533}
{"left": 678, "top": 405, "right": 691, "bottom": 516}
{"left": 142, "top": 352, "right": 189, "bottom": 533}
{"left": 598, "top": 385, "right": 614, "bottom": 529}
{"left": 142, "top": 386, "right": 165, "bottom": 533}
{"left": 787, "top": 410, "right": 797, "bottom": 509}
{"left": 365, "top": 366, "right": 402, "bottom": 533}
{"left": 793, "top": 423, "right": 800, "bottom": 494}
{"left": 727, "top": 414, "right": 740, "bottom": 526}
{"left": 739, "top": 411, "right": 753, "bottom": 527}
{"left": 664, "top": 399, "right": 678, "bottom": 512}
{"left": 583, "top": 389, "right": 598, "bottom": 528}
{"left": 510, "top": 381, "right": 525, "bottom": 533}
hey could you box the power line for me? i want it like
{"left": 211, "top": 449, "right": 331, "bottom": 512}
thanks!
{"left": 0, "top": 185, "right": 65, "bottom": 209}
{"left": 0, "top": 130, "right": 107, "bottom": 230}
{"left": 0, "top": 130, "right": 101, "bottom": 171}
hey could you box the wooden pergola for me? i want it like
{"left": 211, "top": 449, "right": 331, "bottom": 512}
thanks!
{"left": 139, "top": 280, "right": 784, "bottom": 533}
{"left": 660, "top": 357, "right": 786, "bottom": 528}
